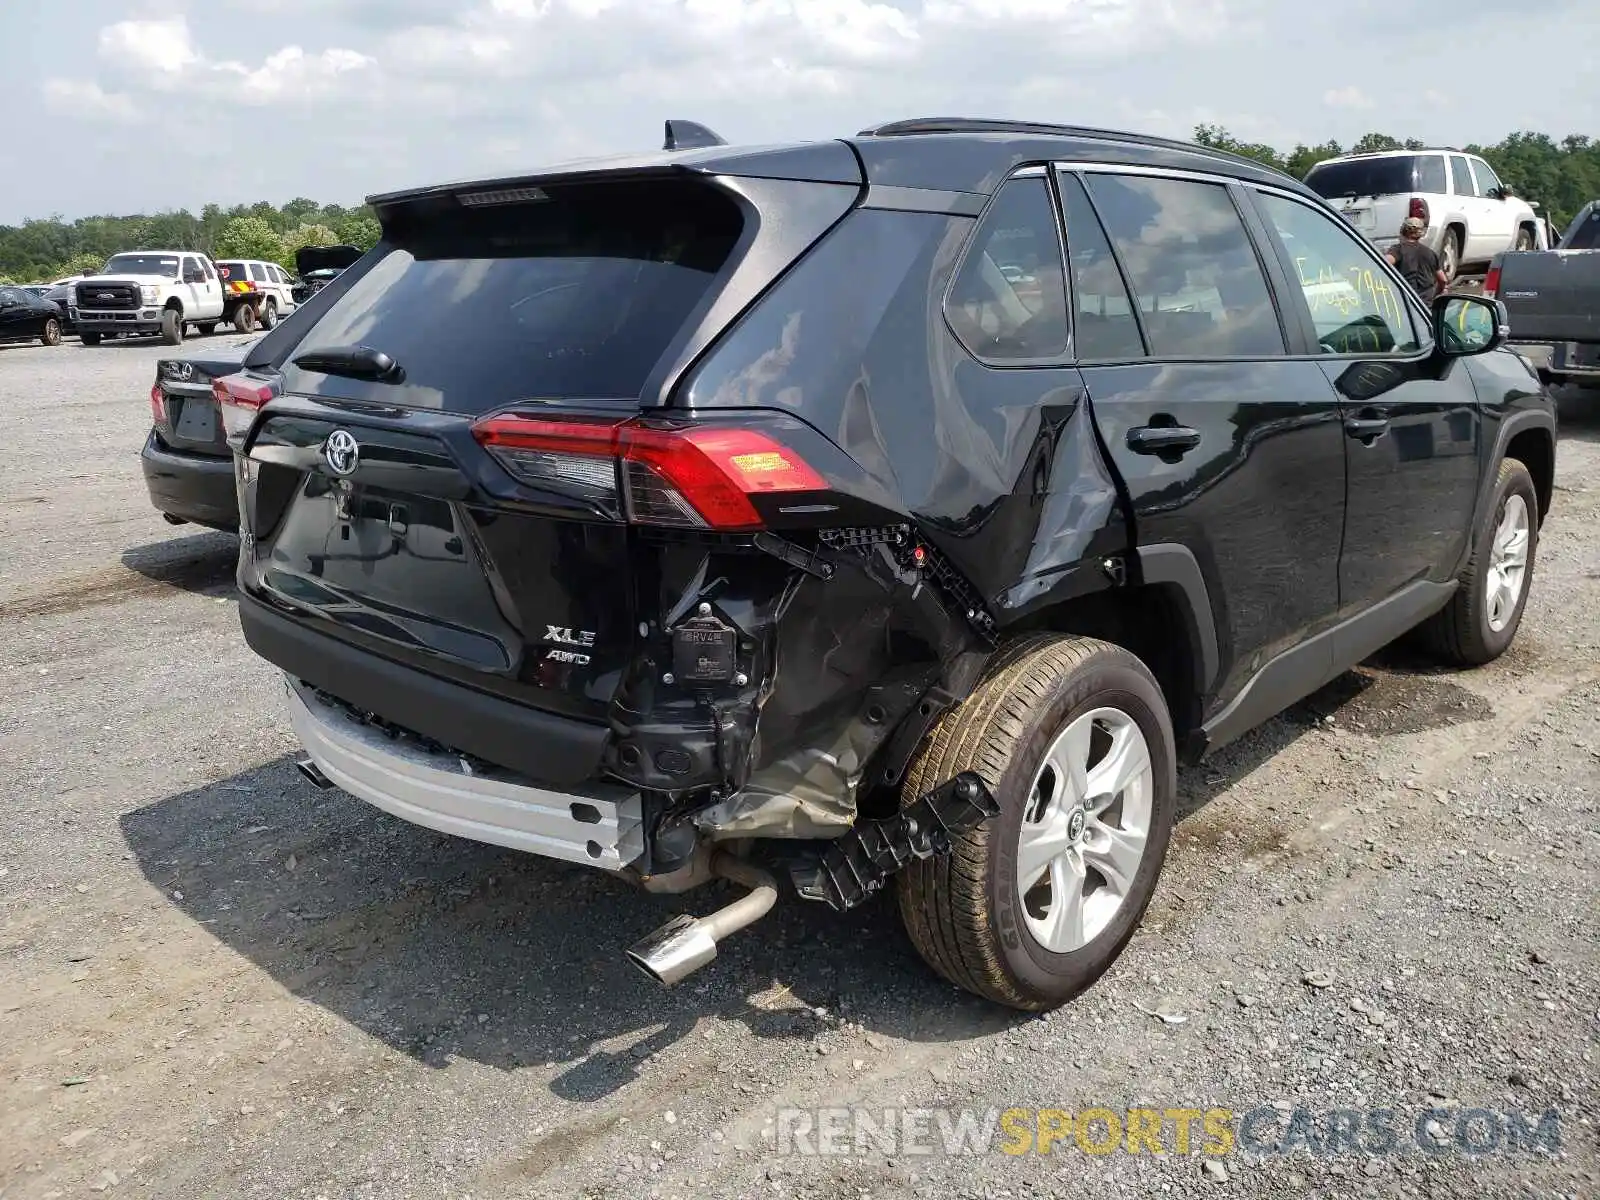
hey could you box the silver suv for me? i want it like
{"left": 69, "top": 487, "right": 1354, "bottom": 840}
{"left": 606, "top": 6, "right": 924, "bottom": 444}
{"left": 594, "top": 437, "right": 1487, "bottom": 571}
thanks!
{"left": 1304, "top": 149, "right": 1542, "bottom": 281}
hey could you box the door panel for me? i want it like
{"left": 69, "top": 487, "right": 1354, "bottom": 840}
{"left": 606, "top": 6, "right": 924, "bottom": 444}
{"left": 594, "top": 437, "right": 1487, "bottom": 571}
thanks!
{"left": 1087, "top": 362, "right": 1346, "bottom": 706}
{"left": 1248, "top": 187, "right": 1482, "bottom": 616}
{"left": 1469, "top": 159, "right": 1514, "bottom": 257}
{"left": 1326, "top": 360, "right": 1479, "bottom": 608}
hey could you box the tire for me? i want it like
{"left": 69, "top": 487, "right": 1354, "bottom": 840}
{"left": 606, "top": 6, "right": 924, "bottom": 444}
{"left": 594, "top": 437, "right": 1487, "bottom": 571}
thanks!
{"left": 234, "top": 302, "right": 257, "bottom": 333}
{"left": 896, "top": 635, "right": 1177, "bottom": 1011}
{"left": 1515, "top": 227, "right": 1535, "bottom": 252}
{"left": 40, "top": 318, "right": 62, "bottom": 346}
{"left": 80, "top": 331, "right": 102, "bottom": 346}
{"left": 259, "top": 299, "right": 277, "bottom": 330}
{"left": 197, "top": 322, "right": 218, "bottom": 336}
{"left": 160, "top": 308, "right": 184, "bottom": 346}
{"left": 1417, "top": 458, "right": 1539, "bottom": 666}
{"left": 1440, "top": 228, "right": 1462, "bottom": 283}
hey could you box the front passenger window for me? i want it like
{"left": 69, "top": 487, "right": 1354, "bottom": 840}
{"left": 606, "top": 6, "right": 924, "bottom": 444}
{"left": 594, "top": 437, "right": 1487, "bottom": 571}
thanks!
{"left": 1256, "top": 192, "right": 1420, "bottom": 355}
{"left": 945, "top": 177, "right": 1069, "bottom": 362}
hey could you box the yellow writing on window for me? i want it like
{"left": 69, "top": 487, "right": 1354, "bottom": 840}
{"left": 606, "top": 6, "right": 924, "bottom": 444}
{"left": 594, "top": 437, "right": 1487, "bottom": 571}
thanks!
{"left": 1294, "top": 256, "right": 1404, "bottom": 329}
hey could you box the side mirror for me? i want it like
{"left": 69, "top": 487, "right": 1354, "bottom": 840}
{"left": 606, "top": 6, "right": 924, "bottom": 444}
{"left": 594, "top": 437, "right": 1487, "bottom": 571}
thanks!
{"left": 1435, "top": 294, "right": 1508, "bottom": 357}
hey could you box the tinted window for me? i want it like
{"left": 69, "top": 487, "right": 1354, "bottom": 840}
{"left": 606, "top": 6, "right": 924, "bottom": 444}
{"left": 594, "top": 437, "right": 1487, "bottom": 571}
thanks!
{"left": 1449, "top": 156, "right": 1478, "bottom": 197}
{"left": 249, "top": 263, "right": 267, "bottom": 282}
{"left": 182, "top": 256, "right": 205, "bottom": 282}
{"left": 1084, "top": 174, "right": 1285, "bottom": 357}
{"left": 1416, "top": 155, "right": 1447, "bottom": 193}
{"left": 217, "top": 261, "right": 246, "bottom": 282}
{"left": 201, "top": 259, "right": 216, "bottom": 280}
{"left": 1472, "top": 159, "right": 1502, "bottom": 195}
{"left": 1304, "top": 156, "right": 1419, "bottom": 198}
{"left": 945, "top": 177, "right": 1068, "bottom": 361}
{"left": 285, "top": 179, "right": 743, "bottom": 412}
{"left": 1056, "top": 171, "right": 1144, "bottom": 360}
{"left": 1257, "top": 192, "right": 1419, "bottom": 355}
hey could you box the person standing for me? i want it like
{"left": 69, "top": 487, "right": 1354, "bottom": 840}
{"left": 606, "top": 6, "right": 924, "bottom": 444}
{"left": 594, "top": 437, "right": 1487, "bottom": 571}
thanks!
{"left": 1387, "top": 217, "right": 1450, "bottom": 303}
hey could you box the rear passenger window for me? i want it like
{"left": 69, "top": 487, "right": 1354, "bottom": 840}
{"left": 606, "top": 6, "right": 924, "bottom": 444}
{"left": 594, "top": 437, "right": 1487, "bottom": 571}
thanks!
{"left": 1083, "top": 174, "right": 1286, "bottom": 358}
{"left": 1255, "top": 192, "right": 1420, "bottom": 355}
{"left": 1416, "top": 155, "right": 1447, "bottom": 194}
{"left": 945, "top": 177, "right": 1069, "bottom": 361}
{"left": 1055, "top": 172, "right": 1144, "bottom": 360}
{"left": 1449, "top": 155, "right": 1477, "bottom": 197}
{"left": 249, "top": 263, "right": 268, "bottom": 283}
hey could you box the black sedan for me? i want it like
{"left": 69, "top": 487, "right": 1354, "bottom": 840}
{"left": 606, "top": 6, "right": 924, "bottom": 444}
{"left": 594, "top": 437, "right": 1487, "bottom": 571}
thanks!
{"left": 143, "top": 338, "right": 258, "bottom": 531}
{"left": 0, "top": 285, "right": 65, "bottom": 346}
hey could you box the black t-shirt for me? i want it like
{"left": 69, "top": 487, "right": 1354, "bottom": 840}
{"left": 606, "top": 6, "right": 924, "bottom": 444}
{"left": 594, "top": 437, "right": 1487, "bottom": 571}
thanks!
{"left": 1390, "top": 239, "right": 1441, "bottom": 301}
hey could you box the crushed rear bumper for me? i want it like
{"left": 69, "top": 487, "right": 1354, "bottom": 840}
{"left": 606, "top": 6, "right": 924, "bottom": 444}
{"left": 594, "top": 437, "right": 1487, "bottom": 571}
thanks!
{"left": 284, "top": 677, "right": 645, "bottom": 868}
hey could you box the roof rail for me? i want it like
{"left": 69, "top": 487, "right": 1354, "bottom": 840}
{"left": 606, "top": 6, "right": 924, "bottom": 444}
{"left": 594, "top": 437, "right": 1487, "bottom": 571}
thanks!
{"left": 857, "top": 117, "right": 1291, "bottom": 176}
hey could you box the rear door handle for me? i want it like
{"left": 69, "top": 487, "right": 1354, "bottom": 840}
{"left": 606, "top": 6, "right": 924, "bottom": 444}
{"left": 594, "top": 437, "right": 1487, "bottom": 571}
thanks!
{"left": 1127, "top": 425, "right": 1201, "bottom": 456}
{"left": 1344, "top": 414, "right": 1391, "bottom": 441}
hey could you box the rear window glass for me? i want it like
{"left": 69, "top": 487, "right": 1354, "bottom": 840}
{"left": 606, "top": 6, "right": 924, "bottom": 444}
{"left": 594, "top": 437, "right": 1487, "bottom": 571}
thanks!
{"left": 1304, "top": 156, "right": 1425, "bottom": 199}
{"left": 284, "top": 180, "right": 744, "bottom": 412}
{"left": 1564, "top": 208, "right": 1600, "bottom": 249}
{"left": 217, "top": 261, "right": 247, "bottom": 282}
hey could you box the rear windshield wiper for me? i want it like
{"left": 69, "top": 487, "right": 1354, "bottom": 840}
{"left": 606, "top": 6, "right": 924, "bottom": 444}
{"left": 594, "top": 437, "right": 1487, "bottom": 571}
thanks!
{"left": 293, "top": 344, "right": 405, "bottom": 384}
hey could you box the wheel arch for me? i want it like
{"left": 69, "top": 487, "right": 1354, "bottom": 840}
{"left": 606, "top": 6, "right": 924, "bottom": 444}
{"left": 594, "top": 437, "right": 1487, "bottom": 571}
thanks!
{"left": 164, "top": 296, "right": 184, "bottom": 313}
{"left": 1505, "top": 424, "right": 1555, "bottom": 523}
{"left": 1016, "top": 544, "right": 1217, "bottom": 756}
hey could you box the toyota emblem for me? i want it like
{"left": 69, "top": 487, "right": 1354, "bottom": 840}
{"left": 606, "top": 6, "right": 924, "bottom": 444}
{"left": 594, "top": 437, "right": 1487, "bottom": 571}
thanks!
{"left": 323, "top": 429, "right": 360, "bottom": 477}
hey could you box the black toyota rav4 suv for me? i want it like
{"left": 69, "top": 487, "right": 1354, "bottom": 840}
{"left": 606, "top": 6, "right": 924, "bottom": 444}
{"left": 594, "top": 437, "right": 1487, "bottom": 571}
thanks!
{"left": 217, "top": 118, "right": 1555, "bottom": 1011}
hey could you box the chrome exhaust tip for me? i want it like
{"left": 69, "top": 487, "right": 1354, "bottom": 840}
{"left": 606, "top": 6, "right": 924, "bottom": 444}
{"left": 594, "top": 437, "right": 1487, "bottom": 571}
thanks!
{"left": 626, "top": 853, "right": 778, "bottom": 987}
{"left": 294, "top": 757, "right": 333, "bottom": 789}
{"left": 627, "top": 913, "right": 719, "bottom": 986}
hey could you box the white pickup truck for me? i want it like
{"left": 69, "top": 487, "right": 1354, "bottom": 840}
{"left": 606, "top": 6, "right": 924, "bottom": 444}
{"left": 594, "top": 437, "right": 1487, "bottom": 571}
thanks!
{"left": 71, "top": 251, "right": 227, "bottom": 346}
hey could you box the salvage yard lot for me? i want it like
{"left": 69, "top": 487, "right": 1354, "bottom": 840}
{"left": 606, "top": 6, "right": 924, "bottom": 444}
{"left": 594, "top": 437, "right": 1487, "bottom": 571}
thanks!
{"left": 1, "top": 340, "right": 1597, "bottom": 1200}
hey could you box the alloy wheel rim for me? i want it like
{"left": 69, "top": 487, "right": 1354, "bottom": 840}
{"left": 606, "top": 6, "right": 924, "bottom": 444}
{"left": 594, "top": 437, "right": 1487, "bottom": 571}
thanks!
{"left": 1486, "top": 493, "right": 1530, "bottom": 633}
{"left": 1016, "top": 707, "right": 1153, "bottom": 954}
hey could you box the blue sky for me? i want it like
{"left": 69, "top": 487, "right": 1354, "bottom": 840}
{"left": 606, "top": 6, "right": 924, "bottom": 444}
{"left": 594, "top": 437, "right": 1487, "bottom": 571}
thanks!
{"left": 2, "top": 0, "right": 1596, "bottom": 225}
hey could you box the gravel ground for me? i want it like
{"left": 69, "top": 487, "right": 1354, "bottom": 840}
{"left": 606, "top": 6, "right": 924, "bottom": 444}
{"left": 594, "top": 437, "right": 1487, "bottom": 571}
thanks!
{"left": 0, "top": 337, "right": 1596, "bottom": 1200}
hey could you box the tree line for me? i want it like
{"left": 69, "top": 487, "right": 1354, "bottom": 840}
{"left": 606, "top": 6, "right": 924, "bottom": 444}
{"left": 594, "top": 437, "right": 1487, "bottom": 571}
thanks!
{"left": 1193, "top": 127, "right": 1600, "bottom": 232}
{"left": 3, "top": 127, "right": 1596, "bottom": 283}
{"left": 0, "top": 200, "right": 381, "bottom": 285}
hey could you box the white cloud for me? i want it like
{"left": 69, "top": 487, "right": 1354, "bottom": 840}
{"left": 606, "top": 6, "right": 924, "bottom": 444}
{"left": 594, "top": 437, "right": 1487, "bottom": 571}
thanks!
{"left": 42, "top": 78, "right": 139, "bottom": 123}
{"left": 13, "top": 0, "right": 1600, "bottom": 224}
{"left": 1323, "top": 85, "right": 1374, "bottom": 110}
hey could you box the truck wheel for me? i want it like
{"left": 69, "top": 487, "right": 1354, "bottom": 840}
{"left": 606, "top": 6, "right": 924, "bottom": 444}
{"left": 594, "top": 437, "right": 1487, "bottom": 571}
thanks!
{"left": 80, "top": 332, "right": 102, "bottom": 346}
{"left": 234, "top": 303, "right": 257, "bottom": 333}
{"left": 160, "top": 308, "right": 185, "bottom": 346}
{"left": 197, "top": 322, "right": 218, "bottom": 337}
{"left": 1417, "top": 458, "right": 1539, "bottom": 666}
{"left": 259, "top": 299, "right": 277, "bottom": 330}
{"left": 1440, "top": 229, "right": 1462, "bottom": 283}
{"left": 41, "top": 318, "right": 62, "bottom": 346}
{"left": 896, "top": 635, "right": 1176, "bottom": 1011}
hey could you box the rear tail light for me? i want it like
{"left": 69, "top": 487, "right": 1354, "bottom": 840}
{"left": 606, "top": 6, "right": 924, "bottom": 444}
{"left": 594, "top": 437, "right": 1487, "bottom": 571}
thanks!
{"left": 1481, "top": 265, "right": 1501, "bottom": 299}
{"left": 1409, "top": 196, "right": 1430, "bottom": 225}
{"left": 471, "top": 414, "right": 827, "bottom": 531}
{"left": 149, "top": 383, "right": 165, "bottom": 424}
{"left": 212, "top": 372, "right": 278, "bottom": 439}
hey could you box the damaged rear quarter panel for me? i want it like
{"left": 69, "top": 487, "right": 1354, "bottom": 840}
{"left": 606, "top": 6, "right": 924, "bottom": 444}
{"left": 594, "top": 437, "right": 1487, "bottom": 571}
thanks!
{"left": 654, "top": 205, "right": 1128, "bottom": 838}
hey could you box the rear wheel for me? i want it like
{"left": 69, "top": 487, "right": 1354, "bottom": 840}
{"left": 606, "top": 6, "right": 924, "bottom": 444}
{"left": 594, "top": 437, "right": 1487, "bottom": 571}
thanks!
{"left": 41, "top": 318, "right": 62, "bottom": 346}
{"left": 1440, "top": 228, "right": 1462, "bottom": 283}
{"left": 1417, "top": 458, "right": 1538, "bottom": 665}
{"left": 80, "top": 331, "right": 102, "bottom": 346}
{"left": 234, "top": 302, "right": 257, "bottom": 333}
{"left": 160, "top": 308, "right": 184, "bottom": 346}
{"left": 260, "top": 298, "right": 277, "bottom": 330}
{"left": 896, "top": 635, "right": 1176, "bottom": 1011}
